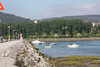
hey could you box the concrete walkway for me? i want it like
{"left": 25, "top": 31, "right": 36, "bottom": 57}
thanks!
{"left": 0, "top": 40, "right": 20, "bottom": 52}
{"left": 0, "top": 40, "right": 23, "bottom": 67}
{"left": 0, "top": 57, "right": 17, "bottom": 67}
{"left": 0, "top": 40, "right": 50, "bottom": 67}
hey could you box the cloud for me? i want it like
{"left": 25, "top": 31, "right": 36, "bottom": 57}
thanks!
{"left": 41, "top": 4, "right": 75, "bottom": 18}
{"left": 75, "top": 2, "right": 100, "bottom": 15}
{"left": 40, "top": 2, "right": 100, "bottom": 19}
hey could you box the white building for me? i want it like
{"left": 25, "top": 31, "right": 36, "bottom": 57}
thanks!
{"left": 92, "top": 22, "right": 100, "bottom": 27}
{"left": 34, "top": 20, "right": 37, "bottom": 24}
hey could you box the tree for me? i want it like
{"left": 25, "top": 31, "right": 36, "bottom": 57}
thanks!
{"left": 41, "top": 32, "right": 48, "bottom": 38}
{"left": 50, "top": 31, "right": 54, "bottom": 38}
{"left": 82, "top": 33, "right": 89, "bottom": 37}
{"left": 0, "top": 19, "right": 94, "bottom": 38}
{"left": 65, "top": 34, "right": 71, "bottom": 38}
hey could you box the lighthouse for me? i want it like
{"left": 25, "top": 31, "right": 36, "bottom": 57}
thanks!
{"left": 20, "top": 34, "right": 23, "bottom": 40}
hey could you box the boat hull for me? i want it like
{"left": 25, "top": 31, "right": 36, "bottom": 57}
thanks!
{"left": 32, "top": 40, "right": 46, "bottom": 45}
{"left": 44, "top": 46, "right": 52, "bottom": 48}
{"left": 49, "top": 43, "right": 57, "bottom": 45}
{"left": 67, "top": 44, "right": 79, "bottom": 48}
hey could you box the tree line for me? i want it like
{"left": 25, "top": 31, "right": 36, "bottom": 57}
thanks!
{"left": 0, "top": 19, "right": 100, "bottom": 39}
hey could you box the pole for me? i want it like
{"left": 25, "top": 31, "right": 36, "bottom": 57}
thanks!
{"left": 13, "top": 30, "right": 15, "bottom": 40}
{"left": 16, "top": 32, "right": 17, "bottom": 40}
{"left": 9, "top": 27, "right": 10, "bottom": 41}
{"left": 0, "top": 25, "right": 1, "bottom": 43}
{"left": 8, "top": 26, "right": 10, "bottom": 41}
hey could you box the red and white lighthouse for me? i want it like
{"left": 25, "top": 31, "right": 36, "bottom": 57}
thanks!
{"left": 20, "top": 34, "right": 23, "bottom": 40}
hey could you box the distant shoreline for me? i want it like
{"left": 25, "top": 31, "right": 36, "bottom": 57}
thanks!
{"left": 26, "top": 37, "right": 100, "bottom": 42}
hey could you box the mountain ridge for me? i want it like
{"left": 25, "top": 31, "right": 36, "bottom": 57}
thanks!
{"left": 0, "top": 12, "right": 33, "bottom": 23}
{"left": 1, "top": 12, "right": 100, "bottom": 23}
{"left": 41, "top": 15, "right": 100, "bottom": 23}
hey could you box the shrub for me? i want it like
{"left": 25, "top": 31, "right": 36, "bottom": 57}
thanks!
{"left": 54, "top": 34, "right": 59, "bottom": 38}
{"left": 77, "top": 33, "right": 82, "bottom": 38}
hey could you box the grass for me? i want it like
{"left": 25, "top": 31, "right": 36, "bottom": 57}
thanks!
{"left": 65, "top": 56, "right": 100, "bottom": 62}
{"left": 90, "top": 60, "right": 100, "bottom": 64}
{"left": 89, "top": 65, "right": 100, "bottom": 67}
{"left": 48, "top": 56, "right": 100, "bottom": 67}
{"left": 15, "top": 59, "right": 27, "bottom": 67}
{"left": 59, "top": 61, "right": 83, "bottom": 66}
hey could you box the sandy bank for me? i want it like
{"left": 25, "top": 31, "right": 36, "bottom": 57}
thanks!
{"left": 27, "top": 37, "right": 100, "bottom": 42}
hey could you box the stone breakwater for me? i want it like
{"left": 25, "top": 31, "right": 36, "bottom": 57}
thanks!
{"left": 0, "top": 40, "right": 50, "bottom": 67}
{"left": 16, "top": 41, "right": 50, "bottom": 67}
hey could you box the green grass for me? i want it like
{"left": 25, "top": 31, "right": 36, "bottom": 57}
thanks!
{"left": 89, "top": 65, "right": 100, "bottom": 67}
{"left": 90, "top": 60, "right": 100, "bottom": 64}
{"left": 48, "top": 56, "right": 100, "bottom": 67}
{"left": 65, "top": 56, "right": 100, "bottom": 62}
{"left": 59, "top": 61, "right": 83, "bottom": 66}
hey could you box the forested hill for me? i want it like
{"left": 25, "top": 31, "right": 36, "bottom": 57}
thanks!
{"left": 0, "top": 12, "right": 33, "bottom": 23}
{"left": 41, "top": 15, "right": 100, "bottom": 22}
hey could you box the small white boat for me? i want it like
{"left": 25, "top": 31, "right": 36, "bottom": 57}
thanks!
{"left": 44, "top": 46, "right": 52, "bottom": 48}
{"left": 49, "top": 43, "right": 57, "bottom": 45}
{"left": 67, "top": 43, "right": 79, "bottom": 48}
{"left": 32, "top": 40, "right": 45, "bottom": 45}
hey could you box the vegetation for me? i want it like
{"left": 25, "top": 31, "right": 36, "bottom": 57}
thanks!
{"left": 48, "top": 56, "right": 100, "bottom": 67}
{"left": 89, "top": 65, "right": 100, "bottom": 67}
{"left": 90, "top": 60, "right": 100, "bottom": 64}
{"left": 1, "top": 19, "right": 100, "bottom": 39}
{"left": 1, "top": 12, "right": 100, "bottom": 23}
{"left": 58, "top": 61, "right": 83, "bottom": 66}
{"left": 65, "top": 56, "right": 100, "bottom": 62}
{"left": 15, "top": 59, "right": 27, "bottom": 67}
{"left": 0, "top": 12, "right": 32, "bottom": 23}
{"left": 41, "top": 15, "right": 100, "bottom": 22}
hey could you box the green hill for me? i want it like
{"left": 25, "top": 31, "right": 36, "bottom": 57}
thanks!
{"left": 41, "top": 15, "right": 100, "bottom": 22}
{"left": 0, "top": 12, "right": 33, "bottom": 23}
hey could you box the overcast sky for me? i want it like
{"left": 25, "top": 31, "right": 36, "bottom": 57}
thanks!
{"left": 0, "top": 0, "right": 100, "bottom": 20}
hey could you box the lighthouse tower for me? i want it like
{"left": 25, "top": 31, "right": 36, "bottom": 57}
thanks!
{"left": 20, "top": 34, "right": 23, "bottom": 40}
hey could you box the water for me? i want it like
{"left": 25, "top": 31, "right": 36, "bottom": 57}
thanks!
{"left": 34, "top": 41, "right": 100, "bottom": 57}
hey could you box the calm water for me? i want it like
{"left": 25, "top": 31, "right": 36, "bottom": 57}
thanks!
{"left": 34, "top": 41, "right": 100, "bottom": 57}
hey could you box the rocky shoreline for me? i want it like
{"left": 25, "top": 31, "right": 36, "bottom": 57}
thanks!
{"left": 0, "top": 40, "right": 50, "bottom": 67}
{"left": 16, "top": 41, "right": 50, "bottom": 67}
